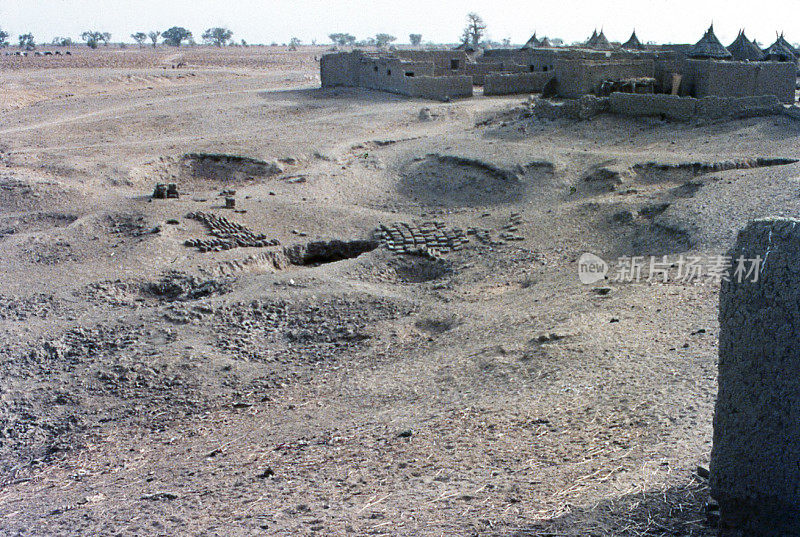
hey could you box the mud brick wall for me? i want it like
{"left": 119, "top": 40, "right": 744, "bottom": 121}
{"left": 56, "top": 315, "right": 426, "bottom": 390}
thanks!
{"left": 484, "top": 72, "right": 554, "bottom": 96}
{"left": 465, "top": 62, "right": 527, "bottom": 85}
{"left": 482, "top": 48, "right": 559, "bottom": 73}
{"left": 683, "top": 59, "right": 796, "bottom": 104}
{"left": 695, "top": 95, "right": 783, "bottom": 119}
{"left": 609, "top": 93, "right": 697, "bottom": 121}
{"left": 407, "top": 75, "right": 473, "bottom": 100}
{"left": 394, "top": 50, "right": 469, "bottom": 76}
{"left": 711, "top": 217, "right": 800, "bottom": 536}
{"left": 357, "top": 58, "right": 434, "bottom": 95}
{"left": 320, "top": 51, "right": 361, "bottom": 87}
{"left": 609, "top": 93, "right": 785, "bottom": 121}
{"left": 555, "top": 59, "right": 655, "bottom": 98}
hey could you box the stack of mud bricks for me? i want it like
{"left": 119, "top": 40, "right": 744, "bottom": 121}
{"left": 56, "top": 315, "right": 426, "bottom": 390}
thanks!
{"left": 711, "top": 217, "right": 800, "bottom": 536}
{"left": 184, "top": 211, "right": 279, "bottom": 252}
{"left": 499, "top": 212, "right": 524, "bottom": 241}
{"left": 377, "top": 222, "right": 468, "bottom": 258}
{"left": 152, "top": 183, "right": 179, "bottom": 199}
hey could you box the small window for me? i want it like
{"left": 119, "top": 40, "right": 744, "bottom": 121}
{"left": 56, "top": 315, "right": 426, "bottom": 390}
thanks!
{"left": 543, "top": 66, "right": 549, "bottom": 72}
{"left": 405, "top": 71, "right": 415, "bottom": 77}
{"left": 530, "top": 65, "right": 535, "bottom": 72}
{"left": 387, "top": 69, "right": 391, "bottom": 76}
{"left": 450, "top": 59, "right": 459, "bottom": 70}
{"left": 374, "top": 65, "right": 378, "bottom": 72}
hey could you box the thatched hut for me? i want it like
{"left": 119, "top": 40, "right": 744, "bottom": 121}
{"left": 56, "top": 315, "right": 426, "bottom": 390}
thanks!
{"left": 521, "top": 33, "right": 541, "bottom": 50}
{"left": 688, "top": 25, "right": 733, "bottom": 59}
{"left": 727, "top": 30, "right": 764, "bottom": 61}
{"left": 587, "top": 29, "right": 613, "bottom": 51}
{"left": 764, "top": 34, "right": 798, "bottom": 62}
{"left": 621, "top": 30, "right": 644, "bottom": 50}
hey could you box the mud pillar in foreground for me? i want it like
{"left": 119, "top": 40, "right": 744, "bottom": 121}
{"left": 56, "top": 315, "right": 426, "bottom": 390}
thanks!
{"left": 711, "top": 217, "right": 800, "bottom": 536}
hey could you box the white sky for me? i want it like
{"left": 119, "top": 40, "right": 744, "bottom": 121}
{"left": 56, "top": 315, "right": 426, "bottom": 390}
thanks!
{"left": 1, "top": 0, "right": 798, "bottom": 47}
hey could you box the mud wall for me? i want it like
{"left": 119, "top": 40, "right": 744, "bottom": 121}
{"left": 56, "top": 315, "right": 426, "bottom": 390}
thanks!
{"left": 356, "top": 57, "right": 412, "bottom": 94}
{"left": 394, "top": 50, "right": 469, "bottom": 76}
{"left": 682, "top": 60, "right": 796, "bottom": 104}
{"left": 484, "top": 72, "right": 554, "bottom": 95}
{"left": 608, "top": 92, "right": 784, "bottom": 121}
{"left": 466, "top": 62, "right": 527, "bottom": 85}
{"left": 695, "top": 95, "right": 784, "bottom": 119}
{"left": 320, "top": 51, "right": 470, "bottom": 98}
{"left": 555, "top": 59, "right": 655, "bottom": 98}
{"left": 407, "top": 75, "right": 473, "bottom": 100}
{"left": 356, "top": 57, "right": 444, "bottom": 96}
{"left": 711, "top": 217, "right": 800, "bottom": 536}
{"left": 481, "top": 48, "right": 560, "bottom": 72}
{"left": 320, "top": 51, "right": 361, "bottom": 87}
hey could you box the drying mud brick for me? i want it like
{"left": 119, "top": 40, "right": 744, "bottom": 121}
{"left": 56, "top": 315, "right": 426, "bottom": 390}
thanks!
{"left": 711, "top": 217, "right": 800, "bottom": 536}
{"left": 184, "top": 211, "right": 279, "bottom": 252}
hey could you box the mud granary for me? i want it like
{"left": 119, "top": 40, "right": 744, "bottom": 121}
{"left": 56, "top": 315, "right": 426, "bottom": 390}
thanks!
{"left": 320, "top": 26, "right": 798, "bottom": 106}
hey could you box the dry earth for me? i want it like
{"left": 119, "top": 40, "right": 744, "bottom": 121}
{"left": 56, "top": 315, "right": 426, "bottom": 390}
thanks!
{"left": 1, "top": 45, "right": 799, "bottom": 536}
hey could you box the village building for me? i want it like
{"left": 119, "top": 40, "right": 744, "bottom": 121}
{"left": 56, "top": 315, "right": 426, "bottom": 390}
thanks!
{"left": 621, "top": 30, "right": 645, "bottom": 51}
{"left": 727, "top": 30, "right": 765, "bottom": 62}
{"left": 321, "top": 25, "right": 798, "bottom": 105}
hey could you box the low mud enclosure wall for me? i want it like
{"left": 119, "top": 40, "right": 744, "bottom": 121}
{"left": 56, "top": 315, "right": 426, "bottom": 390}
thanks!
{"left": 407, "top": 76, "right": 473, "bottom": 100}
{"left": 609, "top": 93, "right": 785, "bottom": 121}
{"left": 484, "top": 72, "right": 553, "bottom": 96}
{"left": 711, "top": 218, "right": 800, "bottom": 536}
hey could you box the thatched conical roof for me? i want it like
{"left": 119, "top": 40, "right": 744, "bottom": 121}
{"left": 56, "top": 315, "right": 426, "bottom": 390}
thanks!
{"left": 521, "top": 33, "right": 540, "bottom": 49}
{"left": 621, "top": 30, "right": 644, "bottom": 50}
{"left": 589, "top": 29, "right": 613, "bottom": 50}
{"left": 728, "top": 30, "right": 764, "bottom": 61}
{"left": 776, "top": 33, "right": 799, "bottom": 57}
{"left": 689, "top": 24, "right": 732, "bottom": 59}
{"left": 539, "top": 36, "right": 552, "bottom": 48}
{"left": 765, "top": 34, "right": 798, "bottom": 61}
{"left": 586, "top": 29, "right": 598, "bottom": 46}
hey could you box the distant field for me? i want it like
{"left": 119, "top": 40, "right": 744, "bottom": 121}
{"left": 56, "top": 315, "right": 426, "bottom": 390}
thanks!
{"left": 0, "top": 44, "right": 326, "bottom": 71}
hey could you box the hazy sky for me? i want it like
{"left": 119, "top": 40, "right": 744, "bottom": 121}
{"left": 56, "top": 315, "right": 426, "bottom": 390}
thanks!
{"left": 2, "top": 1, "right": 799, "bottom": 47}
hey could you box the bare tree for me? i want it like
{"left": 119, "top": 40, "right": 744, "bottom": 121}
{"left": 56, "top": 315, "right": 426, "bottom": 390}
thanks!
{"left": 288, "top": 37, "right": 301, "bottom": 50}
{"left": 461, "top": 12, "right": 486, "bottom": 47}
{"left": 148, "top": 31, "right": 161, "bottom": 48}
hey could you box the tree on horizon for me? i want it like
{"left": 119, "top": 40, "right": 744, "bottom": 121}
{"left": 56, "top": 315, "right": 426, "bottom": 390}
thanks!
{"left": 202, "top": 27, "right": 233, "bottom": 47}
{"left": 162, "top": 27, "right": 192, "bottom": 47}
{"left": 462, "top": 12, "right": 486, "bottom": 46}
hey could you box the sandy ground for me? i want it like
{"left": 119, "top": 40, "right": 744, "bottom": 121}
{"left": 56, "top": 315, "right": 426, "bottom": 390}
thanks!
{"left": 0, "top": 45, "right": 799, "bottom": 536}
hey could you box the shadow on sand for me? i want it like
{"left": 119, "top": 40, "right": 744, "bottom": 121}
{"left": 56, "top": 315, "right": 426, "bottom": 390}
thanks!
{"left": 258, "top": 86, "right": 411, "bottom": 103}
{"left": 498, "top": 479, "right": 716, "bottom": 537}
